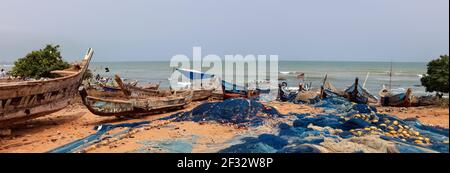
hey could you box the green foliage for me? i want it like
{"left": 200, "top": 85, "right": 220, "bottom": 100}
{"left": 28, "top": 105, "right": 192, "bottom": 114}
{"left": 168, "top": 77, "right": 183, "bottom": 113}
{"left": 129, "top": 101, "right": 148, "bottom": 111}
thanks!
{"left": 420, "top": 55, "right": 449, "bottom": 95}
{"left": 10, "top": 44, "right": 70, "bottom": 79}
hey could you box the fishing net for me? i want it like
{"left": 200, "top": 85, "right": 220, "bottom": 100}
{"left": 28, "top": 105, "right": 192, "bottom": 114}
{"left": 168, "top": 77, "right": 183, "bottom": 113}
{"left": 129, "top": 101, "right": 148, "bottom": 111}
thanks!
{"left": 220, "top": 96, "right": 449, "bottom": 153}
{"left": 174, "top": 98, "right": 282, "bottom": 126}
{"left": 51, "top": 96, "right": 448, "bottom": 153}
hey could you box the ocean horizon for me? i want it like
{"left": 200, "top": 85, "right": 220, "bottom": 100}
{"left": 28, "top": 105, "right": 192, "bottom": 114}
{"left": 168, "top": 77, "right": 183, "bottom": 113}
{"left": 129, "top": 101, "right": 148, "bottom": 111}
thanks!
{"left": 1, "top": 60, "right": 429, "bottom": 96}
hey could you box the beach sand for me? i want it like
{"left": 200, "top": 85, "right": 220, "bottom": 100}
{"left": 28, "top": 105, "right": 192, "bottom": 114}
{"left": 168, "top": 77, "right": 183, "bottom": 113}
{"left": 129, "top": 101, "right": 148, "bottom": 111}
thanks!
{"left": 0, "top": 99, "right": 202, "bottom": 153}
{"left": 377, "top": 106, "right": 449, "bottom": 128}
{"left": 0, "top": 99, "right": 447, "bottom": 153}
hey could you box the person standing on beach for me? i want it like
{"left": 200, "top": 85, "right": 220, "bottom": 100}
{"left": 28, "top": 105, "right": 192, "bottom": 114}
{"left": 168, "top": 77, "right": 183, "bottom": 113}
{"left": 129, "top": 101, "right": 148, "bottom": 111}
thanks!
{"left": 0, "top": 69, "right": 6, "bottom": 78}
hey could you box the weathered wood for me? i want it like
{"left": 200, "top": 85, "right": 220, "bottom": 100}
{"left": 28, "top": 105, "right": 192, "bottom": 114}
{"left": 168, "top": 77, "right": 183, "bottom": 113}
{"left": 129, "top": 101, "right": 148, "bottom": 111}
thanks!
{"left": 176, "top": 89, "right": 213, "bottom": 101}
{"left": 0, "top": 48, "right": 93, "bottom": 128}
{"left": 114, "top": 74, "right": 162, "bottom": 97}
{"left": 50, "top": 70, "right": 78, "bottom": 76}
{"left": 114, "top": 74, "right": 131, "bottom": 96}
{"left": 344, "top": 77, "right": 378, "bottom": 104}
{"left": 380, "top": 88, "right": 413, "bottom": 107}
{"left": 79, "top": 86, "right": 193, "bottom": 117}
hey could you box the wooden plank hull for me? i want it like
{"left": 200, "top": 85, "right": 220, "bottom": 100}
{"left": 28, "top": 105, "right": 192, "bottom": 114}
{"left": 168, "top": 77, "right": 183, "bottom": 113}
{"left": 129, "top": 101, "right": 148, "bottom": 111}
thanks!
{"left": 223, "top": 92, "right": 247, "bottom": 99}
{"left": 176, "top": 89, "right": 214, "bottom": 101}
{"left": 0, "top": 48, "right": 94, "bottom": 128}
{"left": 79, "top": 87, "right": 192, "bottom": 117}
{"left": 99, "top": 83, "right": 159, "bottom": 92}
{"left": 192, "top": 89, "right": 213, "bottom": 101}
{"left": 380, "top": 88, "right": 413, "bottom": 107}
{"left": 86, "top": 86, "right": 126, "bottom": 98}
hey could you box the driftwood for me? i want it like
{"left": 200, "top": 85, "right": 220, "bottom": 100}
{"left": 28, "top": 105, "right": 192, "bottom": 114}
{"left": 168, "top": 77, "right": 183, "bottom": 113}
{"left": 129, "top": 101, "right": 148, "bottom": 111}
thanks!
{"left": 0, "top": 48, "right": 94, "bottom": 128}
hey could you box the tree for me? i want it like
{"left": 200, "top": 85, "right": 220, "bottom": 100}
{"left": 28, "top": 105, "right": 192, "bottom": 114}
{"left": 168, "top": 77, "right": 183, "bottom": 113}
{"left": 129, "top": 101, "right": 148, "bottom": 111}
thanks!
{"left": 10, "top": 44, "right": 70, "bottom": 79}
{"left": 420, "top": 55, "right": 449, "bottom": 97}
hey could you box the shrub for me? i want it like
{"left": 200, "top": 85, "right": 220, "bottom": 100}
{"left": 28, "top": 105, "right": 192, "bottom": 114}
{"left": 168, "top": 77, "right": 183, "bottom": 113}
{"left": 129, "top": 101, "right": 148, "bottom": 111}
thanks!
{"left": 10, "top": 44, "right": 70, "bottom": 79}
{"left": 421, "top": 55, "right": 449, "bottom": 97}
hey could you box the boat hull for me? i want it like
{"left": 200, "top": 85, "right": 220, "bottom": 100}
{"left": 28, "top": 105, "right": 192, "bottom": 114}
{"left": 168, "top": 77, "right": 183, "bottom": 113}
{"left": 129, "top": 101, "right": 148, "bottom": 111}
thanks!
{"left": 0, "top": 48, "right": 93, "bottom": 128}
{"left": 79, "top": 87, "right": 192, "bottom": 117}
{"left": 380, "top": 88, "right": 413, "bottom": 107}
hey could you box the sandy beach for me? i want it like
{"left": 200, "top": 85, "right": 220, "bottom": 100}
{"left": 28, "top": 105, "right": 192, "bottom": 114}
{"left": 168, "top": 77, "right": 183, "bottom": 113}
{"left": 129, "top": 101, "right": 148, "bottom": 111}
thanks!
{"left": 0, "top": 98, "right": 447, "bottom": 153}
{"left": 377, "top": 106, "right": 449, "bottom": 128}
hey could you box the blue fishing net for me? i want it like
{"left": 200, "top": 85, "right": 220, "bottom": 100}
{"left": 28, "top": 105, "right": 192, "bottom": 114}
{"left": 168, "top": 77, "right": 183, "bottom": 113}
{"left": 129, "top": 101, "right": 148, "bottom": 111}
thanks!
{"left": 220, "top": 96, "right": 449, "bottom": 153}
{"left": 175, "top": 98, "right": 282, "bottom": 126}
{"left": 218, "top": 135, "right": 286, "bottom": 153}
{"left": 293, "top": 114, "right": 345, "bottom": 129}
{"left": 51, "top": 95, "right": 448, "bottom": 153}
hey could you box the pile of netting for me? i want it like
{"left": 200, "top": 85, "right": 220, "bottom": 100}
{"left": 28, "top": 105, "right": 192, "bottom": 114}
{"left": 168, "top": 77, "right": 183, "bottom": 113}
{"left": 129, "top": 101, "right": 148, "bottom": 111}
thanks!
{"left": 174, "top": 98, "right": 282, "bottom": 126}
{"left": 219, "top": 97, "right": 449, "bottom": 153}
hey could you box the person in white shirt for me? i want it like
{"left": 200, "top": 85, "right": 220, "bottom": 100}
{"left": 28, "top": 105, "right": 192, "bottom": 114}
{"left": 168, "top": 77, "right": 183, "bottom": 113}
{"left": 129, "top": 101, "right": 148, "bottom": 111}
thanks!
{"left": 0, "top": 69, "right": 6, "bottom": 78}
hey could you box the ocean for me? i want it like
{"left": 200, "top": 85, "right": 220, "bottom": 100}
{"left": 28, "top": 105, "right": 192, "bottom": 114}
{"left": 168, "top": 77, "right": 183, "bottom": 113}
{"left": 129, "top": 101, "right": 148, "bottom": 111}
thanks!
{"left": 1, "top": 61, "right": 429, "bottom": 96}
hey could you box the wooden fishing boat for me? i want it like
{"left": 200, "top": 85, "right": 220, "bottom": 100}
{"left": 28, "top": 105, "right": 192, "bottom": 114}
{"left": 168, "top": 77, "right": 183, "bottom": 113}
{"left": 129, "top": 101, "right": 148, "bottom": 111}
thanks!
{"left": 113, "top": 75, "right": 172, "bottom": 97}
{"left": 221, "top": 81, "right": 248, "bottom": 99}
{"left": 96, "top": 79, "right": 159, "bottom": 91}
{"left": 99, "top": 82, "right": 159, "bottom": 91}
{"left": 79, "top": 86, "right": 193, "bottom": 117}
{"left": 85, "top": 75, "right": 169, "bottom": 98}
{"left": 0, "top": 48, "right": 94, "bottom": 128}
{"left": 85, "top": 85, "right": 127, "bottom": 98}
{"left": 344, "top": 78, "right": 378, "bottom": 104}
{"left": 379, "top": 88, "right": 413, "bottom": 107}
{"left": 278, "top": 82, "right": 296, "bottom": 101}
{"left": 140, "top": 82, "right": 160, "bottom": 90}
{"left": 211, "top": 91, "right": 225, "bottom": 100}
{"left": 176, "top": 89, "right": 214, "bottom": 101}
{"left": 80, "top": 74, "right": 192, "bottom": 117}
{"left": 223, "top": 92, "right": 247, "bottom": 99}
{"left": 378, "top": 61, "right": 415, "bottom": 107}
{"left": 283, "top": 75, "right": 329, "bottom": 102}
{"left": 99, "top": 85, "right": 122, "bottom": 92}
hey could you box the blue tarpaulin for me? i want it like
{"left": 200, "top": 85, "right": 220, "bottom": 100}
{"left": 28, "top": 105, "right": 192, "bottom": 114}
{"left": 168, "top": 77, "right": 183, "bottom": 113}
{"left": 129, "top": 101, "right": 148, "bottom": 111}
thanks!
{"left": 48, "top": 121, "right": 150, "bottom": 153}
{"left": 176, "top": 68, "right": 215, "bottom": 80}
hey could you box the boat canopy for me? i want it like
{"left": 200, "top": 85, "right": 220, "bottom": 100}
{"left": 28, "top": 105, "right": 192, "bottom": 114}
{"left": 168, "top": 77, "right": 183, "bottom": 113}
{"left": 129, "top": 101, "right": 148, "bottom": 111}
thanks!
{"left": 176, "top": 68, "right": 215, "bottom": 80}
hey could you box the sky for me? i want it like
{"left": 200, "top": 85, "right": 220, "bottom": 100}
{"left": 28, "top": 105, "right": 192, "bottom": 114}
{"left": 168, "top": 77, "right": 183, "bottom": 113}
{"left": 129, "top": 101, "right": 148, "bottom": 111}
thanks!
{"left": 0, "top": 0, "right": 448, "bottom": 62}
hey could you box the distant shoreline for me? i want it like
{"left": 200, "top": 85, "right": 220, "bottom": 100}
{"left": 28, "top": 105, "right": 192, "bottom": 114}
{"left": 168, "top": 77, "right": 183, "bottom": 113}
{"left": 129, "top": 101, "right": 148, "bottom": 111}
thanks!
{"left": 79, "top": 60, "right": 429, "bottom": 64}
{"left": 0, "top": 60, "right": 431, "bottom": 65}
